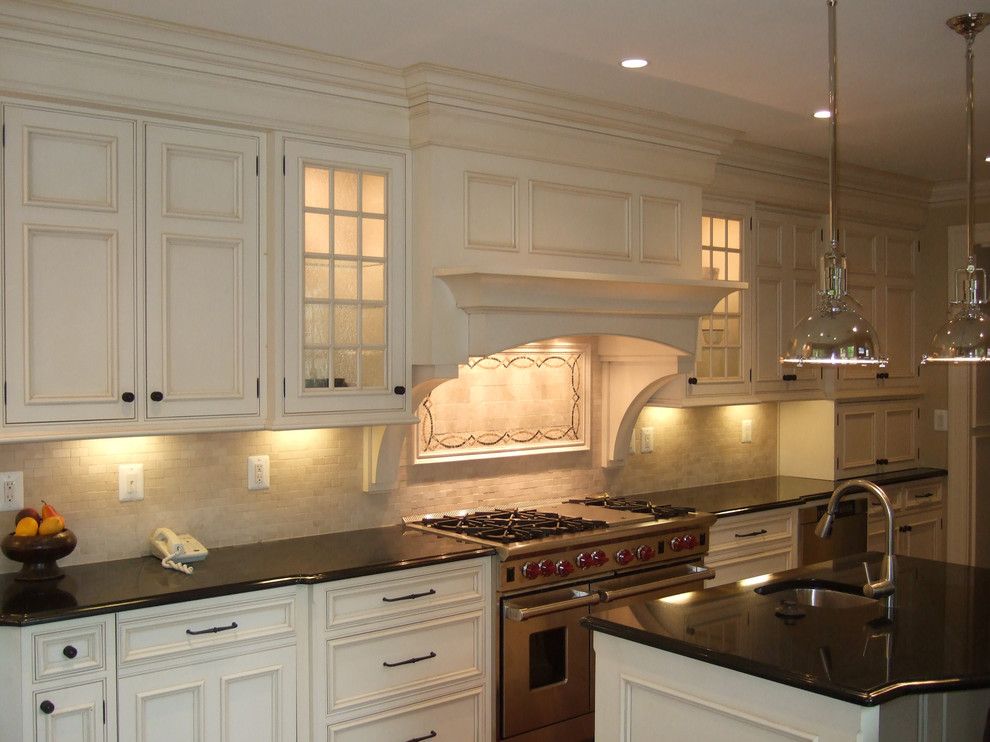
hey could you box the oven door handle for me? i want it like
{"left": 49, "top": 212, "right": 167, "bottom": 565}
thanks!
{"left": 596, "top": 565, "right": 716, "bottom": 603}
{"left": 502, "top": 591, "right": 601, "bottom": 622}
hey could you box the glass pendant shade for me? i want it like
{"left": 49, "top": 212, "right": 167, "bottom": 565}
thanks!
{"left": 782, "top": 252, "right": 885, "bottom": 366}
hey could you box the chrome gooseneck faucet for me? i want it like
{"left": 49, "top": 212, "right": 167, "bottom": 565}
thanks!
{"left": 815, "top": 479, "right": 896, "bottom": 598}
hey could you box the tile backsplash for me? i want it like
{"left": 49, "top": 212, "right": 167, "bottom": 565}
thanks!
{"left": 0, "top": 399, "right": 777, "bottom": 573}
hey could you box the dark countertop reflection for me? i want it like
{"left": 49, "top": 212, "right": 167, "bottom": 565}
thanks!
{"left": 1, "top": 526, "right": 493, "bottom": 626}
{"left": 634, "top": 467, "right": 947, "bottom": 517}
{"left": 583, "top": 554, "right": 990, "bottom": 705}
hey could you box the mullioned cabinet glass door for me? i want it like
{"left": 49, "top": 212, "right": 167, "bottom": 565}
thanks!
{"left": 282, "top": 138, "right": 407, "bottom": 418}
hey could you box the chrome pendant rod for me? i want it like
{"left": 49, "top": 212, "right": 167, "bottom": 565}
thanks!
{"left": 827, "top": 0, "right": 839, "bottom": 255}
{"left": 965, "top": 25, "right": 976, "bottom": 264}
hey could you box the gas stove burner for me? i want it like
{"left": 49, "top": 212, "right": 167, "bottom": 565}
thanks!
{"left": 569, "top": 495, "right": 696, "bottom": 520}
{"left": 418, "top": 508, "right": 608, "bottom": 544}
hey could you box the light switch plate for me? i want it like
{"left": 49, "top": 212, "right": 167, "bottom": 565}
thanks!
{"left": 640, "top": 427, "right": 654, "bottom": 454}
{"left": 934, "top": 409, "right": 948, "bottom": 432}
{"left": 741, "top": 419, "right": 753, "bottom": 443}
{"left": 118, "top": 464, "right": 144, "bottom": 502}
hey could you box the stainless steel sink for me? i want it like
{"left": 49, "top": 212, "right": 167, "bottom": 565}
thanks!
{"left": 755, "top": 580, "right": 878, "bottom": 610}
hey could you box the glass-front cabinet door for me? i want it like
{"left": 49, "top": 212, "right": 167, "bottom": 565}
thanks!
{"left": 282, "top": 138, "right": 407, "bottom": 420}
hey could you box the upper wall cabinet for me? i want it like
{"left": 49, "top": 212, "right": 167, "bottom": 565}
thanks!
{"left": 280, "top": 138, "right": 409, "bottom": 425}
{"left": 3, "top": 105, "right": 138, "bottom": 424}
{"left": 2, "top": 104, "right": 263, "bottom": 431}
{"left": 144, "top": 123, "right": 261, "bottom": 419}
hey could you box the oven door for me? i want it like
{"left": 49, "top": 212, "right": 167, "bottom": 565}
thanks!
{"left": 500, "top": 585, "right": 599, "bottom": 740}
{"left": 592, "top": 562, "right": 715, "bottom": 611}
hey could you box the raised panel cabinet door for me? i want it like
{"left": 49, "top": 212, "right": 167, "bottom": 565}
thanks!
{"left": 883, "top": 282, "right": 917, "bottom": 381}
{"left": 145, "top": 124, "right": 261, "bottom": 418}
{"left": 282, "top": 138, "right": 407, "bottom": 416}
{"left": 881, "top": 404, "right": 918, "bottom": 467}
{"left": 837, "top": 406, "right": 879, "bottom": 474}
{"left": 897, "top": 509, "right": 944, "bottom": 561}
{"left": 3, "top": 105, "right": 136, "bottom": 423}
{"left": 34, "top": 681, "right": 107, "bottom": 742}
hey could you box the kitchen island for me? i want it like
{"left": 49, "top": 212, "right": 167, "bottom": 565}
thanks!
{"left": 583, "top": 554, "right": 990, "bottom": 741}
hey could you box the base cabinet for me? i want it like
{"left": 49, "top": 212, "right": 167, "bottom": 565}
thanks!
{"left": 868, "top": 478, "right": 946, "bottom": 561}
{"left": 705, "top": 509, "right": 798, "bottom": 587}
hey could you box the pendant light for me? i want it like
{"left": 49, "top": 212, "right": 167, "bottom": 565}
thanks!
{"left": 781, "top": 0, "right": 887, "bottom": 367}
{"left": 921, "top": 12, "right": 990, "bottom": 364}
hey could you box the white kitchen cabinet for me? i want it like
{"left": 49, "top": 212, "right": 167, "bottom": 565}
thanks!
{"left": 705, "top": 509, "right": 798, "bottom": 587}
{"left": 751, "top": 208, "right": 824, "bottom": 396}
{"left": 0, "top": 614, "right": 116, "bottom": 742}
{"left": 867, "top": 477, "right": 945, "bottom": 561}
{"left": 280, "top": 137, "right": 409, "bottom": 426}
{"left": 2, "top": 104, "right": 137, "bottom": 424}
{"left": 115, "top": 587, "right": 305, "bottom": 742}
{"left": 832, "top": 221, "right": 919, "bottom": 394}
{"left": 779, "top": 399, "right": 919, "bottom": 480}
{"left": 144, "top": 123, "right": 262, "bottom": 419}
{"left": 311, "top": 558, "right": 491, "bottom": 739}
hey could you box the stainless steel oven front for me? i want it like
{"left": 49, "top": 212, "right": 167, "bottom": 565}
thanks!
{"left": 499, "top": 561, "right": 713, "bottom": 742}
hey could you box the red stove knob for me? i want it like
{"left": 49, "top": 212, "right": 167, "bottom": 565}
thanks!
{"left": 576, "top": 552, "right": 593, "bottom": 569}
{"left": 538, "top": 559, "right": 555, "bottom": 576}
{"left": 522, "top": 561, "right": 542, "bottom": 580}
{"left": 556, "top": 560, "right": 575, "bottom": 577}
{"left": 670, "top": 536, "right": 684, "bottom": 552}
{"left": 636, "top": 545, "right": 656, "bottom": 561}
{"left": 682, "top": 533, "right": 699, "bottom": 550}
{"left": 615, "top": 548, "right": 634, "bottom": 566}
{"left": 591, "top": 549, "right": 609, "bottom": 566}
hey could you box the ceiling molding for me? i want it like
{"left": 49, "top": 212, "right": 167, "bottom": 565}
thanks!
{"left": 929, "top": 180, "right": 990, "bottom": 205}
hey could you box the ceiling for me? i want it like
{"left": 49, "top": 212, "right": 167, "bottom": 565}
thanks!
{"left": 74, "top": 0, "right": 990, "bottom": 183}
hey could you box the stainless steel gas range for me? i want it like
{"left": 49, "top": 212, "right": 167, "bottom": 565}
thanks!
{"left": 405, "top": 495, "right": 716, "bottom": 742}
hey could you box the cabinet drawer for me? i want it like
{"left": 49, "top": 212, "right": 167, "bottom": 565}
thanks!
{"left": 709, "top": 510, "right": 795, "bottom": 552}
{"left": 118, "top": 589, "right": 298, "bottom": 667}
{"left": 326, "top": 611, "right": 483, "bottom": 714}
{"left": 706, "top": 545, "right": 795, "bottom": 588}
{"left": 901, "top": 479, "right": 943, "bottom": 510}
{"left": 321, "top": 560, "right": 485, "bottom": 633}
{"left": 327, "top": 688, "right": 483, "bottom": 742}
{"left": 32, "top": 616, "right": 109, "bottom": 683}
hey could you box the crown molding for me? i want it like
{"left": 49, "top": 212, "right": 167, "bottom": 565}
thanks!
{"left": 929, "top": 179, "right": 990, "bottom": 205}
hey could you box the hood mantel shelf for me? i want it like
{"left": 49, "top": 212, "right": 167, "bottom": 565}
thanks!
{"left": 435, "top": 268, "right": 746, "bottom": 359}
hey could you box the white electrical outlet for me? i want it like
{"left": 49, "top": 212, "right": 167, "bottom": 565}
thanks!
{"left": 248, "top": 455, "right": 270, "bottom": 491}
{"left": 934, "top": 409, "right": 949, "bottom": 432}
{"left": 0, "top": 471, "right": 24, "bottom": 511}
{"left": 640, "top": 427, "right": 654, "bottom": 454}
{"left": 741, "top": 419, "right": 753, "bottom": 443}
{"left": 118, "top": 463, "right": 144, "bottom": 502}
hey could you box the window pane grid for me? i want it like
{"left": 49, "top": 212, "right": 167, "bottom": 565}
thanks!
{"left": 698, "top": 214, "right": 744, "bottom": 382}
{"left": 302, "top": 163, "right": 388, "bottom": 390}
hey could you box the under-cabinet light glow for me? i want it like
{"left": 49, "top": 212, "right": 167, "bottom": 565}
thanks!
{"left": 620, "top": 58, "right": 649, "bottom": 69}
{"left": 814, "top": 109, "right": 832, "bottom": 119}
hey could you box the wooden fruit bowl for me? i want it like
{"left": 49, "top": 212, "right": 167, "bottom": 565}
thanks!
{"left": 1, "top": 529, "right": 77, "bottom": 581}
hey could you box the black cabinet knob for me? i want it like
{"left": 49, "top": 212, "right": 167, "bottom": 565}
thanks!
{"left": 393, "top": 386, "right": 406, "bottom": 395}
{"left": 62, "top": 645, "right": 77, "bottom": 659}
{"left": 687, "top": 377, "right": 698, "bottom": 385}
{"left": 39, "top": 700, "right": 54, "bottom": 715}
{"left": 121, "top": 392, "right": 135, "bottom": 403}
{"left": 150, "top": 391, "right": 164, "bottom": 402}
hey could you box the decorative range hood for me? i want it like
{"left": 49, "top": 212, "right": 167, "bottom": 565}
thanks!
{"left": 429, "top": 267, "right": 745, "bottom": 364}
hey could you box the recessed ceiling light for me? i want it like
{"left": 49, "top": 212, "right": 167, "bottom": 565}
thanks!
{"left": 620, "top": 58, "right": 649, "bottom": 69}
{"left": 814, "top": 109, "right": 832, "bottom": 119}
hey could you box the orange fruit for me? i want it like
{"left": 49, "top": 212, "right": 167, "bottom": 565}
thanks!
{"left": 38, "top": 515, "right": 64, "bottom": 536}
{"left": 14, "top": 517, "right": 39, "bottom": 537}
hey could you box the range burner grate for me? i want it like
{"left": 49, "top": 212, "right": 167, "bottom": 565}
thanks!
{"left": 418, "top": 508, "right": 608, "bottom": 543}
{"left": 570, "top": 495, "right": 696, "bottom": 520}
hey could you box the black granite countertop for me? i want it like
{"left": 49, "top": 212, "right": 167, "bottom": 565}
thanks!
{"left": 0, "top": 526, "right": 494, "bottom": 626}
{"left": 634, "top": 467, "right": 947, "bottom": 518}
{"left": 582, "top": 553, "right": 990, "bottom": 706}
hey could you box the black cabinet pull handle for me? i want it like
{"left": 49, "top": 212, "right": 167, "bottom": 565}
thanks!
{"left": 185, "top": 622, "right": 238, "bottom": 636}
{"left": 121, "top": 392, "right": 135, "bottom": 403}
{"left": 734, "top": 529, "right": 768, "bottom": 538}
{"left": 914, "top": 492, "right": 935, "bottom": 499}
{"left": 405, "top": 732, "right": 437, "bottom": 742}
{"left": 876, "top": 372, "right": 890, "bottom": 380}
{"left": 875, "top": 458, "right": 889, "bottom": 466}
{"left": 394, "top": 385, "right": 406, "bottom": 395}
{"left": 687, "top": 377, "right": 698, "bottom": 385}
{"left": 782, "top": 374, "right": 798, "bottom": 382}
{"left": 150, "top": 391, "right": 164, "bottom": 402}
{"left": 899, "top": 525, "right": 913, "bottom": 533}
{"left": 62, "top": 645, "right": 77, "bottom": 659}
{"left": 39, "top": 700, "right": 54, "bottom": 715}
{"left": 382, "top": 588, "right": 436, "bottom": 603}
{"left": 383, "top": 650, "right": 436, "bottom": 668}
